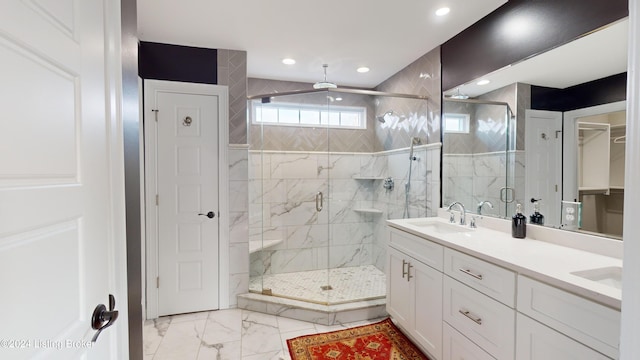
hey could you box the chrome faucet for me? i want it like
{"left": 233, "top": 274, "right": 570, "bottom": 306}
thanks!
{"left": 477, "top": 200, "right": 494, "bottom": 215}
{"left": 447, "top": 202, "right": 467, "bottom": 225}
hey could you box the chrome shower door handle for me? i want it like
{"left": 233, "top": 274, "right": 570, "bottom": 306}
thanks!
{"left": 500, "top": 187, "right": 515, "bottom": 203}
{"left": 316, "top": 192, "right": 323, "bottom": 212}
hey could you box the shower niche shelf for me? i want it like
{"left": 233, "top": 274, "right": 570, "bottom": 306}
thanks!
{"left": 249, "top": 239, "right": 283, "bottom": 254}
{"left": 354, "top": 208, "right": 383, "bottom": 214}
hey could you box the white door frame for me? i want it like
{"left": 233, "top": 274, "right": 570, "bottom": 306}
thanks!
{"left": 143, "top": 80, "right": 229, "bottom": 319}
{"left": 563, "top": 100, "right": 626, "bottom": 202}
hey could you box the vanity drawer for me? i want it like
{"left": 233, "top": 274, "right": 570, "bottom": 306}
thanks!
{"left": 443, "top": 276, "right": 515, "bottom": 360}
{"left": 517, "top": 275, "right": 620, "bottom": 359}
{"left": 516, "top": 313, "right": 611, "bottom": 360}
{"left": 444, "top": 248, "right": 516, "bottom": 307}
{"left": 443, "top": 322, "right": 496, "bottom": 360}
{"left": 389, "top": 228, "right": 443, "bottom": 271}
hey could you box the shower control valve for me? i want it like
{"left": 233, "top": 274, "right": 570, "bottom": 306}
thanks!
{"left": 383, "top": 177, "right": 394, "bottom": 191}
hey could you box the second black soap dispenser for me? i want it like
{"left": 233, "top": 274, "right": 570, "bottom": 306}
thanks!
{"left": 530, "top": 198, "right": 545, "bottom": 225}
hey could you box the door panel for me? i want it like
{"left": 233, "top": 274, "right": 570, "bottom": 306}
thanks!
{"left": 0, "top": 0, "right": 124, "bottom": 358}
{"left": 525, "top": 110, "right": 563, "bottom": 227}
{"left": 156, "top": 91, "right": 220, "bottom": 316}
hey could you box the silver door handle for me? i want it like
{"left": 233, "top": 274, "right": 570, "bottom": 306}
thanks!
{"left": 316, "top": 192, "right": 323, "bottom": 212}
{"left": 500, "top": 187, "right": 515, "bottom": 203}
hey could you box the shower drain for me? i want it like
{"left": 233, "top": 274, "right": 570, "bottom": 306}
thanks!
{"left": 320, "top": 285, "right": 333, "bottom": 291}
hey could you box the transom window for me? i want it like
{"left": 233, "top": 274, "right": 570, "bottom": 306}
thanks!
{"left": 252, "top": 101, "right": 367, "bottom": 129}
{"left": 443, "top": 113, "right": 470, "bottom": 133}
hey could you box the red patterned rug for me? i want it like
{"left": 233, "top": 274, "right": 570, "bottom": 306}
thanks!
{"left": 286, "top": 318, "right": 431, "bottom": 360}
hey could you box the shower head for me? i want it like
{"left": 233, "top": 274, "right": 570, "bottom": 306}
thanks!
{"left": 313, "top": 64, "right": 337, "bottom": 89}
{"left": 377, "top": 110, "right": 395, "bottom": 123}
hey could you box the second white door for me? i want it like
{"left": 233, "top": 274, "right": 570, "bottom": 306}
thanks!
{"left": 152, "top": 84, "right": 220, "bottom": 316}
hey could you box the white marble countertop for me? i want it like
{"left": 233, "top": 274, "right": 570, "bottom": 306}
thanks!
{"left": 387, "top": 214, "right": 622, "bottom": 310}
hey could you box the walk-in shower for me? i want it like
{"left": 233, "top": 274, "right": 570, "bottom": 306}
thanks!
{"left": 245, "top": 86, "right": 436, "bottom": 318}
{"left": 442, "top": 98, "right": 518, "bottom": 218}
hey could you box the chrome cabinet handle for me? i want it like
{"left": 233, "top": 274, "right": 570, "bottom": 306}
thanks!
{"left": 402, "top": 259, "right": 408, "bottom": 279}
{"left": 407, "top": 263, "right": 413, "bottom": 282}
{"left": 459, "top": 268, "right": 483, "bottom": 280}
{"left": 459, "top": 309, "right": 482, "bottom": 325}
{"left": 315, "top": 192, "right": 323, "bottom": 212}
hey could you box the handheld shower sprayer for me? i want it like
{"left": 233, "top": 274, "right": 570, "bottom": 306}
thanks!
{"left": 409, "top": 137, "right": 422, "bottom": 161}
{"left": 403, "top": 136, "right": 423, "bottom": 219}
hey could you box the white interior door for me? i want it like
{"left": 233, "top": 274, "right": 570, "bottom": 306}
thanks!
{"left": 525, "top": 110, "right": 563, "bottom": 227}
{"left": 147, "top": 82, "right": 221, "bottom": 316}
{"left": 0, "top": 1, "right": 127, "bottom": 359}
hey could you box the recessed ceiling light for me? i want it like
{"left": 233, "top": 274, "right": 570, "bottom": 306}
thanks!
{"left": 282, "top": 58, "right": 296, "bottom": 65}
{"left": 477, "top": 79, "right": 490, "bottom": 86}
{"left": 335, "top": 97, "right": 343, "bottom": 101}
{"left": 357, "top": 67, "right": 370, "bottom": 73}
{"left": 435, "top": 7, "right": 450, "bottom": 16}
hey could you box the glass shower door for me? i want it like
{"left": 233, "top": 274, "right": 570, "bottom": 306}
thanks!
{"left": 248, "top": 90, "right": 332, "bottom": 309}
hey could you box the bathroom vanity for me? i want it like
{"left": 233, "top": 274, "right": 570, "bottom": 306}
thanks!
{"left": 386, "top": 212, "right": 622, "bottom": 360}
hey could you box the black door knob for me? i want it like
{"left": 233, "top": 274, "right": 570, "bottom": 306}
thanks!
{"left": 198, "top": 211, "right": 215, "bottom": 219}
{"left": 91, "top": 294, "right": 119, "bottom": 342}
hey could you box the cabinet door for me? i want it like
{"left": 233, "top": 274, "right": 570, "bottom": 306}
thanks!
{"left": 387, "top": 246, "right": 414, "bottom": 329}
{"left": 413, "top": 258, "right": 444, "bottom": 360}
{"left": 516, "top": 314, "right": 611, "bottom": 360}
{"left": 443, "top": 323, "right": 496, "bottom": 360}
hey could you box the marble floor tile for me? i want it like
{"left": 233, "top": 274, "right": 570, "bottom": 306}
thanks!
{"left": 143, "top": 308, "right": 384, "bottom": 360}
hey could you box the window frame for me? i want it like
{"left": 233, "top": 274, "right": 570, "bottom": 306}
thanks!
{"left": 251, "top": 100, "right": 367, "bottom": 130}
{"left": 443, "top": 112, "right": 471, "bottom": 134}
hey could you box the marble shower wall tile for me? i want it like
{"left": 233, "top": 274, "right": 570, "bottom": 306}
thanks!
{"left": 249, "top": 151, "right": 379, "bottom": 276}
{"left": 248, "top": 145, "right": 439, "bottom": 277}
{"left": 228, "top": 147, "right": 249, "bottom": 306}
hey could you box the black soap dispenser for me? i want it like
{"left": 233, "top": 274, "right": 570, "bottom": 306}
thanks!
{"left": 529, "top": 198, "right": 545, "bottom": 225}
{"left": 512, "top": 203, "right": 527, "bottom": 238}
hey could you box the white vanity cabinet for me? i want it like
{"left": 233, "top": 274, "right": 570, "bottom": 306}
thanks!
{"left": 442, "top": 249, "right": 516, "bottom": 360}
{"left": 516, "top": 313, "right": 610, "bottom": 360}
{"left": 386, "top": 223, "right": 621, "bottom": 360}
{"left": 517, "top": 276, "right": 620, "bottom": 359}
{"left": 387, "top": 228, "right": 444, "bottom": 360}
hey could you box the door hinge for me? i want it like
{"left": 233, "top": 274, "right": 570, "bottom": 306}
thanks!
{"left": 156, "top": 277, "right": 159, "bottom": 288}
{"left": 155, "top": 194, "right": 159, "bottom": 206}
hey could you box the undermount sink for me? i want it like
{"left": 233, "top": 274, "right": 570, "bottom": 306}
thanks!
{"left": 571, "top": 266, "right": 622, "bottom": 290}
{"left": 406, "top": 219, "right": 474, "bottom": 234}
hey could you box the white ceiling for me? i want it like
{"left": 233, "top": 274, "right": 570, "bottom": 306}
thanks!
{"left": 445, "top": 19, "right": 629, "bottom": 97}
{"left": 136, "top": 0, "right": 507, "bottom": 88}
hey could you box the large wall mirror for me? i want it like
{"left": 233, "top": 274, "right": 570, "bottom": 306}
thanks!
{"left": 442, "top": 18, "right": 628, "bottom": 239}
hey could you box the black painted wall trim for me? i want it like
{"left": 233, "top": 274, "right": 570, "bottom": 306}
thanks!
{"left": 139, "top": 41, "right": 218, "bottom": 84}
{"left": 531, "top": 72, "right": 627, "bottom": 112}
{"left": 441, "top": 0, "right": 628, "bottom": 91}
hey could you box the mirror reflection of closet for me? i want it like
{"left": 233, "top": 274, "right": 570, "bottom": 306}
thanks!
{"left": 564, "top": 103, "right": 626, "bottom": 239}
